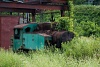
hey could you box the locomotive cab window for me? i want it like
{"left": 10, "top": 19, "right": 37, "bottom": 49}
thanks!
{"left": 25, "top": 27, "right": 31, "bottom": 33}
{"left": 14, "top": 29, "right": 20, "bottom": 39}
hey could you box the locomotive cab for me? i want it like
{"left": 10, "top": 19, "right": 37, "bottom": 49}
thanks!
{"left": 12, "top": 23, "right": 52, "bottom": 51}
{"left": 13, "top": 23, "right": 38, "bottom": 51}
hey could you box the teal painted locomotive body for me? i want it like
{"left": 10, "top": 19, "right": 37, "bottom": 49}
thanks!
{"left": 13, "top": 23, "right": 51, "bottom": 51}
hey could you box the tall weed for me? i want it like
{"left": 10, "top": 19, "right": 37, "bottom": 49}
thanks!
{"left": 62, "top": 36, "right": 100, "bottom": 58}
{"left": 0, "top": 49, "right": 24, "bottom": 67}
{"left": 0, "top": 47, "right": 100, "bottom": 67}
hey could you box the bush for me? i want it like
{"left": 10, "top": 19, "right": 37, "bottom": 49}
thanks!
{"left": 74, "top": 21, "right": 100, "bottom": 37}
{"left": 72, "top": 5, "right": 100, "bottom": 37}
{"left": 74, "top": 5, "right": 100, "bottom": 25}
{"left": 55, "top": 17, "right": 73, "bottom": 31}
{"left": 62, "top": 36, "right": 100, "bottom": 58}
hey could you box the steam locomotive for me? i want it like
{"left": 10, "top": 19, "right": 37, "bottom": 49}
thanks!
{"left": 12, "top": 22, "right": 74, "bottom": 51}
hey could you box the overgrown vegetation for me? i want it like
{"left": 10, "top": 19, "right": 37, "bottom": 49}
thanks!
{"left": 0, "top": 37, "right": 100, "bottom": 67}
{"left": 62, "top": 36, "right": 100, "bottom": 58}
{"left": 74, "top": 21, "right": 100, "bottom": 36}
{"left": 74, "top": 5, "right": 100, "bottom": 24}
{"left": 55, "top": 17, "right": 71, "bottom": 31}
{"left": 0, "top": 49, "right": 24, "bottom": 67}
{"left": 74, "top": 5, "right": 100, "bottom": 37}
{"left": 55, "top": 1, "right": 74, "bottom": 32}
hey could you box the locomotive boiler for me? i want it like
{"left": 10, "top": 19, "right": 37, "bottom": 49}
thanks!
{"left": 12, "top": 22, "right": 74, "bottom": 51}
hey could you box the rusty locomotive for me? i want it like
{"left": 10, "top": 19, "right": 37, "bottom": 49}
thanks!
{"left": 12, "top": 22, "right": 74, "bottom": 51}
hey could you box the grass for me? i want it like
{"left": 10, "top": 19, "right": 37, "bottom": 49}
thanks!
{"left": 62, "top": 36, "right": 100, "bottom": 58}
{"left": 0, "top": 49, "right": 24, "bottom": 67}
{"left": 0, "top": 36, "right": 100, "bottom": 67}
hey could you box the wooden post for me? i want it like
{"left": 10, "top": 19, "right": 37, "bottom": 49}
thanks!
{"left": 10, "top": 12, "right": 12, "bottom": 15}
{"left": 61, "top": 10, "right": 65, "bottom": 17}
{"left": 50, "top": 12, "right": 55, "bottom": 22}
{"left": 32, "top": 10, "right": 36, "bottom": 22}
{"left": 23, "top": 12, "right": 25, "bottom": 23}
{"left": 61, "top": 5, "right": 65, "bottom": 17}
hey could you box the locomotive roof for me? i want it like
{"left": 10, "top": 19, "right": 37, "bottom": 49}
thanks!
{"left": 14, "top": 23, "right": 37, "bottom": 29}
{"left": 14, "top": 24, "right": 28, "bottom": 29}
